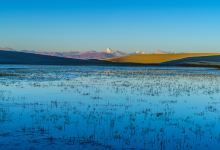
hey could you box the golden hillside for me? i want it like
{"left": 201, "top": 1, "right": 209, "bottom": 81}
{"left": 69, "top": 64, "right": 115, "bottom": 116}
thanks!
{"left": 105, "top": 53, "right": 220, "bottom": 64}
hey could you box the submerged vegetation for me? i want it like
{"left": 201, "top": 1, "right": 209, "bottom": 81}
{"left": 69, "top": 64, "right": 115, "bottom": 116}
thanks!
{"left": 0, "top": 65, "right": 220, "bottom": 150}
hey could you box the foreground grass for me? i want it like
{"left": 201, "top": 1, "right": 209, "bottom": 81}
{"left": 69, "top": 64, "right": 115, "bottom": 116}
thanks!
{"left": 0, "top": 72, "right": 18, "bottom": 77}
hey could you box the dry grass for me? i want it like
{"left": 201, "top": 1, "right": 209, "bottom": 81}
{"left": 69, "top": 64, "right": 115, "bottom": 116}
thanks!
{"left": 105, "top": 53, "right": 220, "bottom": 64}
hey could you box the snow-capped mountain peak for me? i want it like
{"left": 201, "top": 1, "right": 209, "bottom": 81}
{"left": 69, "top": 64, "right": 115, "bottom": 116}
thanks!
{"left": 104, "top": 48, "right": 113, "bottom": 54}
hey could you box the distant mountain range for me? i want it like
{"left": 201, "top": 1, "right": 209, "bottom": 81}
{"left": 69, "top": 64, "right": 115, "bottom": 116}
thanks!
{"left": 20, "top": 48, "right": 127, "bottom": 60}
{"left": 17, "top": 48, "right": 173, "bottom": 59}
{"left": 0, "top": 47, "right": 14, "bottom": 51}
{"left": 134, "top": 49, "right": 170, "bottom": 54}
{"left": 0, "top": 50, "right": 144, "bottom": 66}
{"left": 1, "top": 47, "right": 174, "bottom": 60}
{"left": 1, "top": 49, "right": 220, "bottom": 68}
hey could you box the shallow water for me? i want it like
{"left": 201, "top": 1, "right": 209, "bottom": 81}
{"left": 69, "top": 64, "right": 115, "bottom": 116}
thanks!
{"left": 0, "top": 65, "right": 220, "bottom": 150}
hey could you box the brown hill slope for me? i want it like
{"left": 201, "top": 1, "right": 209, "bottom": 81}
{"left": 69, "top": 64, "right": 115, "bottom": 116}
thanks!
{"left": 105, "top": 53, "right": 220, "bottom": 64}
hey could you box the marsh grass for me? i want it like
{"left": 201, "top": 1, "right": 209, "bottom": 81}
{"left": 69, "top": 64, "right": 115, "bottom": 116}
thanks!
{"left": 0, "top": 72, "right": 19, "bottom": 77}
{"left": 0, "top": 65, "right": 220, "bottom": 150}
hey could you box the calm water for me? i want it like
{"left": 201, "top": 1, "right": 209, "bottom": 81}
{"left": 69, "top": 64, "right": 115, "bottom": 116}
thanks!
{"left": 0, "top": 65, "right": 220, "bottom": 150}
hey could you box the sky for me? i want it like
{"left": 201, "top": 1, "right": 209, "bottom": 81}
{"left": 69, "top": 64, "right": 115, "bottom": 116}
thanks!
{"left": 0, "top": 0, "right": 220, "bottom": 52}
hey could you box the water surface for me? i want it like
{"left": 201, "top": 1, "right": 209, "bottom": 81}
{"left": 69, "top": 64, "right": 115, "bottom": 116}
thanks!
{"left": 0, "top": 65, "right": 220, "bottom": 150}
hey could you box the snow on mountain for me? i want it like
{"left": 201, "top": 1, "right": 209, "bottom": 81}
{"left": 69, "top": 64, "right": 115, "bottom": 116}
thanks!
{"left": 104, "top": 48, "right": 113, "bottom": 54}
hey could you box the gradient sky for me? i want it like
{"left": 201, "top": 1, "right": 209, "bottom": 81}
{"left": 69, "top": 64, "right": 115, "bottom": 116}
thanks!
{"left": 0, "top": 0, "right": 220, "bottom": 52}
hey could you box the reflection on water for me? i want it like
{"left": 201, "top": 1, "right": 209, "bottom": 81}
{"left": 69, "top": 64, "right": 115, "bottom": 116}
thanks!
{"left": 0, "top": 65, "right": 220, "bottom": 150}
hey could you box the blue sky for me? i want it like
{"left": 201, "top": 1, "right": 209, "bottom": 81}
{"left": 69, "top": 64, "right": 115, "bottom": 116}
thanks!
{"left": 0, "top": 0, "right": 220, "bottom": 52}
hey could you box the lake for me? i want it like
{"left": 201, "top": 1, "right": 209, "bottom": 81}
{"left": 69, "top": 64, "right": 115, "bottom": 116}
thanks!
{"left": 0, "top": 65, "right": 220, "bottom": 150}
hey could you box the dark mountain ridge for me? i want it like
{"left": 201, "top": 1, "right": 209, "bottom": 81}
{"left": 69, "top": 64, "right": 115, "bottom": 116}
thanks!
{"left": 1, "top": 50, "right": 220, "bottom": 68}
{"left": 0, "top": 50, "right": 146, "bottom": 66}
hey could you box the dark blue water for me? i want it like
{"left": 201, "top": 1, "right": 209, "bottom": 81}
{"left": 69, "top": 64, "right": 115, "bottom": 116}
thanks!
{"left": 0, "top": 65, "right": 220, "bottom": 150}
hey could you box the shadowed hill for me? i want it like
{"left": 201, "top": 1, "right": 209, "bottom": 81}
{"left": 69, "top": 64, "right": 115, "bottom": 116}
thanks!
{"left": 0, "top": 50, "right": 147, "bottom": 66}
{"left": 105, "top": 53, "right": 220, "bottom": 64}
{"left": 0, "top": 50, "right": 102, "bottom": 65}
{"left": 161, "top": 55, "right": 220, "bottom": 65}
